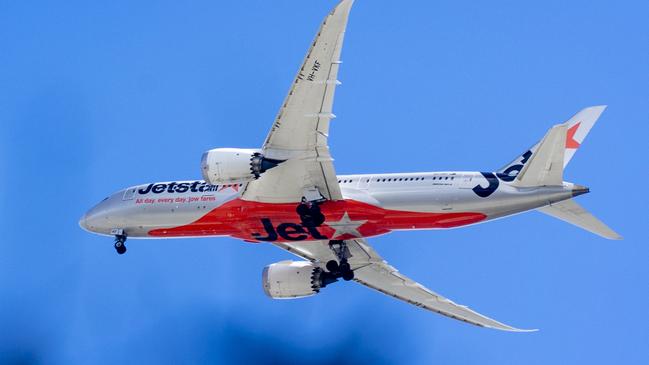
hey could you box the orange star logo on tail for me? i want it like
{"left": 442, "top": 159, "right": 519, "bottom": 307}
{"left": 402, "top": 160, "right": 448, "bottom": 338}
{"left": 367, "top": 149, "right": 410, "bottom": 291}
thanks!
{"left": 566, "top": 122, "right": 581, "bottom": 149}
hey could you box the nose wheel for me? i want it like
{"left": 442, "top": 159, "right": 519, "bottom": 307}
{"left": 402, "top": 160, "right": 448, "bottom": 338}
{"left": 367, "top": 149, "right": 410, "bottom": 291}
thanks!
{"left": 114, "top": 234, "right": 127, "bottom": 255}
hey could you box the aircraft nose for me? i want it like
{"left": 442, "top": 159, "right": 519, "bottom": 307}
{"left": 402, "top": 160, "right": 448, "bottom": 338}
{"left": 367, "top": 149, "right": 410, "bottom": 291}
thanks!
{"left": 79, "top": 213, "right": 91, "bottom": 232}
{"left": 79, "top": 203, "right": 110, "bottom": 233}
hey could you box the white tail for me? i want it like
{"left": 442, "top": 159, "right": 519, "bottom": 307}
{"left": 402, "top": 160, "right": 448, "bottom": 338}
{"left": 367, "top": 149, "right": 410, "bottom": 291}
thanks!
{"left": 499, "top": 105, "right": 607, "bottom": 181}
{"left": 502, "top": 105, "right": 621, "bottom": 239}
{"left": 513, "top": 123, "right": 568, "bottom": 187}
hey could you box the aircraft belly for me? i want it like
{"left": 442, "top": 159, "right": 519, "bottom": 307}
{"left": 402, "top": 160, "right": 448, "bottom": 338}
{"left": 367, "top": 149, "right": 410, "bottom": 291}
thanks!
{"left": 141, "top": 197, "right": 486, "bottom": 242}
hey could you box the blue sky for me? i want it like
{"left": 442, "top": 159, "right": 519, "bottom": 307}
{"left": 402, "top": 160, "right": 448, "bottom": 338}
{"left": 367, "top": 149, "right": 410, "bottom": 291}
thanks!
{"left": 1, "top": 0, "right": 648, "bottom": 363}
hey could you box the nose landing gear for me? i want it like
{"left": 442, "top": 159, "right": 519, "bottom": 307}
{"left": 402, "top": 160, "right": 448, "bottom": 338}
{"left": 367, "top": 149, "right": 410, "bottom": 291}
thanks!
{"left": 113, "top": 233, "right": 127, "bottom": 255}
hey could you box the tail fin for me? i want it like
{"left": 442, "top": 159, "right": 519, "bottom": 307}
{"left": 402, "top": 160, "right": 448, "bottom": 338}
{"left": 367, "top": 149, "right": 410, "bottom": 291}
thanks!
{"left": 538, "top": 199, "right": 622, "bottom": 240}
{"left": 560, "top": 105, "right": 606, "bottom": 167}
{"left": 498, "top": 106, "right": 607, "bottom": 182}
{"left": 514, "top": 122, "right": 568, "bottom": 186}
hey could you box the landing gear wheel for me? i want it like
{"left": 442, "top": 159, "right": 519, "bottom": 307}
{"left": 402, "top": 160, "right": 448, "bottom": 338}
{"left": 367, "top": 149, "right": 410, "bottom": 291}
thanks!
{"left": 326, "top": 260, "right": 340, "bottom": 272}
{"left": 339, "top": 261, "right": 351, "bottom": 273}
{"left": 339, "top": 261, "right": 353, "bottom": 281}
{"left": 115, "top": 243, "right": 127, "bottom": 255}
{"left": 341, "top": 270, "right": 354, "bottom": 281}
{"left": 296, "top": 198, "right": 325, "bottom": 228}
{"left": 114, "top": 234, "right": 127, "bottom": 255}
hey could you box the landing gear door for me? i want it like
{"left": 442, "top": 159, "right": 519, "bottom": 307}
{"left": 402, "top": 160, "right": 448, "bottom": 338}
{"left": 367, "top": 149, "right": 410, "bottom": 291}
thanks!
{"left": 357, "top": 176, "right": 371, "bottom": 190}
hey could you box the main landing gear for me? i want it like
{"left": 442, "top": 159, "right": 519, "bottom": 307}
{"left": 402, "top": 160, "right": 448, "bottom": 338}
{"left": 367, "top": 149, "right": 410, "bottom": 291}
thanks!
{"left": 296, "top": 196, "right": 354, "bottom": 281}
{"left": 326, "top": 258, "right": 354, "bottom": 281}
{"left": 113, "top": 233, "right": 127, "bottom": 255}
{"left": 296, "top": 197, "right": 325, "bottom": 228}
{"left": 326, "top": 240, "right": 354, "bottom": 281}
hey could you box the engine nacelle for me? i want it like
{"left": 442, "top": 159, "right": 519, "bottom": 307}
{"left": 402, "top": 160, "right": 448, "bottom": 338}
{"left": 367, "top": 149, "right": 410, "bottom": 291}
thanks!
{"left": 262, "top": 261, "right": 333, "bottom": 299}
{"left": 200, "top": 148, "right": 284, "bottom": 184}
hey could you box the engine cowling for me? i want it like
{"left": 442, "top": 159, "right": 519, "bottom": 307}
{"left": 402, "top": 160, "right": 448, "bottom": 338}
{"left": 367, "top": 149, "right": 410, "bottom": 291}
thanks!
{"left": 262, "top": 261, "right": 333, "bottom": 299}
{"left": 200, "top": 148, "right": 284, "bottom": 184}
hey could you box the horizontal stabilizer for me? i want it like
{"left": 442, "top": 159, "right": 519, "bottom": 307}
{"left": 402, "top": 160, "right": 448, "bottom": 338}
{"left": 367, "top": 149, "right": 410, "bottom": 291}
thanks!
{"left": 538, "top": 199, "right": 622, "bottom": 240}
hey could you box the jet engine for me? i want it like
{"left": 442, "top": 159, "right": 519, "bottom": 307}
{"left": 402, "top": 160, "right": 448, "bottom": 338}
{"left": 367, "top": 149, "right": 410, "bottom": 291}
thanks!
{"left": 200, "top": 148, "right": 284, "bottom": 184}
{"left": 262, "top": 261, "right": 338, "bottom": 299}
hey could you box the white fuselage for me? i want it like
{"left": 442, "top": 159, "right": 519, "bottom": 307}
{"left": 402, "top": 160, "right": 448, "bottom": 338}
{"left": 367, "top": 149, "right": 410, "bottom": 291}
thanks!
{"left": 80, "top": 171, "right": 584, "bottom": 242}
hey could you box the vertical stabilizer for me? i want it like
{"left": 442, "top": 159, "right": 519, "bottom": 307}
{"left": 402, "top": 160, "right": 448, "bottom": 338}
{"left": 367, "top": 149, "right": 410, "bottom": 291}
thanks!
{"left": 499, "top": 106, "right": 607, "bottom": 179}
{"left": 513, "top": 124, "right": 567, "bottom": 187}
{"left": 561, "top": 105, "right": 606, "bottom": 167}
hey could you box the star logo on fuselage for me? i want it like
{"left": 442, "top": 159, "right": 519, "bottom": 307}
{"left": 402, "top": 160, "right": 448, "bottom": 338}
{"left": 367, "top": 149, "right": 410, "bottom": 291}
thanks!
{"left": 326, "top": 212, "right": 367, "bottom": 239}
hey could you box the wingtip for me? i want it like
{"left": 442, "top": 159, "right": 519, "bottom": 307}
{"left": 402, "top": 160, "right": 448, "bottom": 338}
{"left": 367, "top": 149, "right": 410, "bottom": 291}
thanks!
{"left": 485, "top": 321, "right": 539, "bottom": 333}
{"left": 330, "top": 0, "right": 355, "bottom": 20}
{"left": 495, "top": 326, "right": 539, "bottom": 333}
{"left": 513, "top": 328, "right": 540, "bottom": 333}
{"left": 601, "top": 228, "right": 622, "bottom": 240}
{"left": 335, "top": 0, "right": 355, "bottom": 11}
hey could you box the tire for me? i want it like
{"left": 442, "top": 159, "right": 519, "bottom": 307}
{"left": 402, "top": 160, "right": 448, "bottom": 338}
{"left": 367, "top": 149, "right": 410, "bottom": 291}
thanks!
{"left": 342, "top": 270, "right": 354, "bottom": 281}
{"left": 326, "top": 260, "right": 339, "bottom": 272}
{"left": 296, "top": 204, "right": 310, "bottom": 216}
{"left": 339, "top": 262, "right": 351, "bottom": 273}
{"left": 116, "top": 245, "right": 127, "bottom": 255}
{"left": 313, "top": 212, "right": 325, "bottom": 226}
{"left": 301, "top": 215, "right": 315, "bottom": 227}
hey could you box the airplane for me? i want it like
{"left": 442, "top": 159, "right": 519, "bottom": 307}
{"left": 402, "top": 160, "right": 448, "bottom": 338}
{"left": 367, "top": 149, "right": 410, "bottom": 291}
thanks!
{"left": 79, "top": 0, "right": 621, "bottom": 332}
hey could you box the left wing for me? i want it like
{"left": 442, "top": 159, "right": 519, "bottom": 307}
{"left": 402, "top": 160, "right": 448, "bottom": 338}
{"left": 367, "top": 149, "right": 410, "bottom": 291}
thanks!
{"left": 242, "top": 0, "right": 354, "bottom": 203}
{"left": 273, "top": 239, "right": 536, "bottom": 332}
